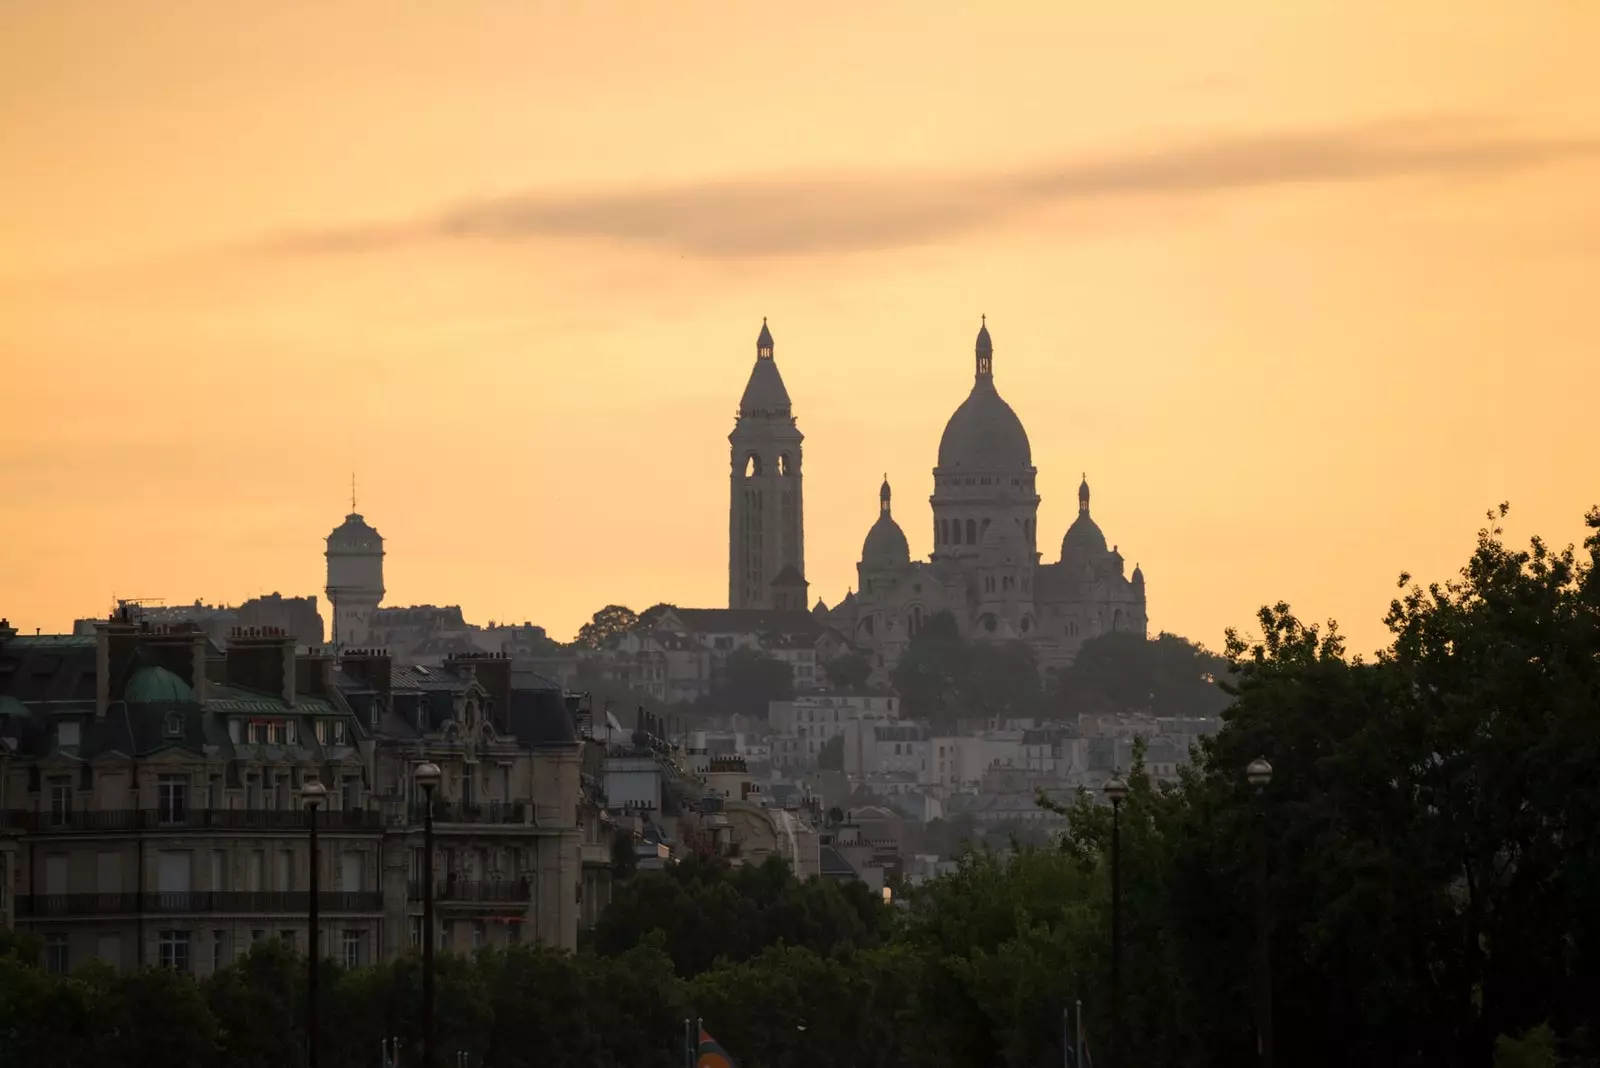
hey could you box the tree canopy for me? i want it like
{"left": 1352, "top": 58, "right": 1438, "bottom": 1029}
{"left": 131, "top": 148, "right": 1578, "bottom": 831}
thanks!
{"left": 573, "top": 604, "right": 639, "bottom": 650}
{"left": 1056, "top": 629, "right": 1232, "bottom": 718}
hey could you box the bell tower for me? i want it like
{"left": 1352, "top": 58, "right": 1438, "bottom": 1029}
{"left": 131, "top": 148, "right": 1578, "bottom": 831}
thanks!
{"left": 728, "top": 319, "right": 805, "bottom": 610}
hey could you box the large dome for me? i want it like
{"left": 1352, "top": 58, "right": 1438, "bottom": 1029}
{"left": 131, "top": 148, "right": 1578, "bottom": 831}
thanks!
{"left": 937, "top": 384, "right": 1032, "bottom": 470}
{"left": 936, "top": 320, "right": 1032, "bottom": 471}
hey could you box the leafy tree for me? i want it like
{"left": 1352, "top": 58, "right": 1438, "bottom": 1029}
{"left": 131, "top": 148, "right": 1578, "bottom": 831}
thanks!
{"left": 710, "top": 648, "right": 794, "bottom": 716}
{"left": 824, "top": 651, "right": 873, "bottom": 690}
{"left": 891, "top": 611, "right": 967, "bottom": 723}
{"left": 892, "top": 612, "right": 1044, "bottom": 728}
{"left": 574, "top": 604, "right": 638, "bottom": 650}
{"left": 816, "top": 733, "right": 845, "bottom": 771}
{"left": 611, "top": 828, "right": 639, "bottom": 880}
{"left": 1057, "top": 630, "right": 1231, "bottom": 718}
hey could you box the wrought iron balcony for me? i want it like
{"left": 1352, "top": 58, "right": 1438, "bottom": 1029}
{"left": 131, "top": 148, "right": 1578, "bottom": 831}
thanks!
{"left": 3, "top": 808, "right": 384, "bottom": 833}
{"left": 392, "top": 800, "right": 571, "bottom": 829}
{"left": 16, "top": 890, "right": 385, "bottom": 918}
{"left": 406, "top": 878, "right": 532, "bottom": 904}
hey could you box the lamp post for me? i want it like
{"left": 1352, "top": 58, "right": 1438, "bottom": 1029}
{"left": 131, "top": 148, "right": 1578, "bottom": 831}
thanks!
{"left": 1246, "top": 756, "right": 1274, "bottom": 1068}
{"left": 1102, "top": 771, "right": 1128, "bottom": 1068}
{"left": 414, "top": 761, "right": 442, "bottom": 1068}
{"left": 301, "top": 778, "right": 327, "bottom": 1068}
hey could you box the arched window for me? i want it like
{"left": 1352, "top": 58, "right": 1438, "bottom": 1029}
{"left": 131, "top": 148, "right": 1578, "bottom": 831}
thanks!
{"left": 778, "top": 452, "right": 792, "bottom": 476}
{"left": 1113, "top": 608, "right": 1123, "bottom": 631}
{"left": 743, "top": 453, "right": 762, "bottom": 477}
{"left": 965, "top": 518, "right": 977, "bottom": 543}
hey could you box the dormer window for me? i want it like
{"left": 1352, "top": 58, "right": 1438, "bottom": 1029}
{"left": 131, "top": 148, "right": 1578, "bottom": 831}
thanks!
{"left": 164, "top": 712, "right": 184, "bottom": 738}
{"left": 56, "top": 721, "right": 81, "bottom": 749}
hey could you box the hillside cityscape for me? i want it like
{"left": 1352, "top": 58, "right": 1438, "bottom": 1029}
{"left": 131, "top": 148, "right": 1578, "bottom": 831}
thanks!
{"left": 4, "top": 6, "right": 1598, "bottom": 1068}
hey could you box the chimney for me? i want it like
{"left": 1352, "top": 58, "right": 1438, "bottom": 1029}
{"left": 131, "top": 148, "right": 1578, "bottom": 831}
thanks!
{"left": 339, "top": 648, "right": 393, "bottom": 701}
{"left": 190, "top": 631, "right": 208, "bottom": 704}
{"left": 0, "top": 618, "right": 16, "bottom": 644}
{"left": 225, "top": 628, "right": 297, "bottom": 706}
{"left": 296, "top": 647, "right": 335, "bottom": 697}
{"left": 95, "top": 611, "right": 141, "bottom": 720}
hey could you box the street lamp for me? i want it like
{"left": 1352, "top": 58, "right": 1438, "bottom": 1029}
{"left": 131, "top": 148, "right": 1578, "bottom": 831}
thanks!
{"left": 1102, "top": 771, "right": 1128, "bottom": 1068}
{"left": 1246, "top": 757, "right": 1274, "bottom": 1068}
{"left": 414, "top": 761, "right": 442, "bottom": 1068}
{"left": 300, "top": 778, "right": 327, "bottom": 1068}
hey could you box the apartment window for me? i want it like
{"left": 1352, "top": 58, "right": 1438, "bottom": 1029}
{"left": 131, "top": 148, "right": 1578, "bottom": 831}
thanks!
{"left": 341, "top": 930, "right": 362, "bottom": 969}
{"left": 247, "top": 850, "right": 265, "bottom": 892}
{"left": 56, "top": 721, "right": 81, "bottom": 748}
{"left": 471, "top": 921, "right": 486, "bottom": 951}
{"left": 245, "top": 774, "right": 262, "bottom": 810}
{"left": 228, "top": 719, "right": 241, "bottom": 743}
{"left": 158, "top": 930, "right": 191, "bottom": 973}
{"left": 316, "top": 720, "right": 347, "bottom": 746}
{"left": 276, "top": 850, "right": 292, "bottom": 892}
{"left": 157, "top": 774, "right": 189, "bottom": 824}
{"left": 246, "top": 721, "right": 263, "bottom": 744}
{"left": 211, "top": 850, "right": 228, "bottom": 891}
{"left": 280, "top": 930, "right": 296, "bottom": 951}
{"left": 48, "top": 779, "right": 72, "bottom": 823}
{"left": 212, "top": 930, "right": 229, "bottom": 973}
{"left": 45, "top": 934, "right": 69, "bottom": 975}
{"left": 341, "top": 776, "right": 360, "bottom": 812}
{"left": 408, "top": 916, "right": 422, "bottom": 949}
{"left": 251, "top": 930, "right": 265, "bottom": 944}
{"left": 268, "top": 721, "right": 287, "bottom": 745}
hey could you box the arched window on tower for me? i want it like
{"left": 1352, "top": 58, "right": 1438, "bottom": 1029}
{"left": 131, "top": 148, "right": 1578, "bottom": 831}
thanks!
{"left": 965, "top": 518, "right": 976, "bottom": 543}
{"left": 744, "top": 453, "right": 763, "bottom": 477}
{"left": 981, "top": 518, "right": 991, "bottom": 536}
{"left": 778, "top": 452, "right": 792, "bottom": 476}
{"left": 1113, "top": 608, "right": 1123, "bottom": 631}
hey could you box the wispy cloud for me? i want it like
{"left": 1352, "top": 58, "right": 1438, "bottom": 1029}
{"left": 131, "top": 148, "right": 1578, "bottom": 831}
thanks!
{"left": 228, "top": 117, "right": 1600, "bottom": 262}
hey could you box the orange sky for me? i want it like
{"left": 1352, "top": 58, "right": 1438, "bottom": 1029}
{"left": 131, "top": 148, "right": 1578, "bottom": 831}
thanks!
{"left": 2, "top": 2, "right": 1597, "bottom": 655}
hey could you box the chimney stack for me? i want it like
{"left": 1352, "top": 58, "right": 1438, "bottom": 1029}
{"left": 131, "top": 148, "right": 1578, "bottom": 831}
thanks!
{"left": 225, "top": 627, "right": 297, "bottom": 706}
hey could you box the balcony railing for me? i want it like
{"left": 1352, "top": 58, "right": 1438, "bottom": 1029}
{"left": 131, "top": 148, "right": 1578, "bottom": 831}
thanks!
{"left": 414, "top": 801, "right": 528, "bottom": 825}
{"left": 4, "top": 808, "right": 383, "bottom": 833}
{"left": 392, "top": 801, "right": 570, "bottom": 829}
{"left": 16, "top": 890, "right": 384, "bottom": 918}
{"left": 406, "top": 878, "right": 532, "bottom": 904}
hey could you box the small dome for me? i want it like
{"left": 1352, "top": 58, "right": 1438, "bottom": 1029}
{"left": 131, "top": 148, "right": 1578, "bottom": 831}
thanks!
{"left": 1062, "top": 512, "right": 1107, "bottom": 557}
{"left": 861, "top": 478, "right": 910, "bottom": 567}
{"left": 125, "top": 665, "right": 195, "bottom": 705}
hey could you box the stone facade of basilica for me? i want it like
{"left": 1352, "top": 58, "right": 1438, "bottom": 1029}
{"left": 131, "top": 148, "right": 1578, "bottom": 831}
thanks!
{"left": 726, "top": 318, "right": 1147, "bottom": 677}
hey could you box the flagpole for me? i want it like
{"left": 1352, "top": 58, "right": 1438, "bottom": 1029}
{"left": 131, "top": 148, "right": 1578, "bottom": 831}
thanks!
{"left": 684, "top": 1018, "right": 692, "bottom": 1068}
{"left": 1063, "top": 1006, "right": 1071, "bottom": 1068}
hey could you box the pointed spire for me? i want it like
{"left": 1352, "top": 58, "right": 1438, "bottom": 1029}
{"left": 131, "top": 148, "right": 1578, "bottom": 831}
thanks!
{"left": 1079, "top": 473, "right": 1091, "bottom": 513}
{"left": 879, "top": 474, "right": 892, "bottom": 514}
{"left": 975, "top": 316, "right": 993, "bottom": 378}
{"left": 757, "top": 317, "right": 774, "bottom": 359}
{"left": 350, "top": 472, "right": 358, "bottom": 514}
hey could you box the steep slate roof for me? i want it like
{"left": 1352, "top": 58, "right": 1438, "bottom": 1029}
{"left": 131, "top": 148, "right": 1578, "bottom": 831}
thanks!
{"left": 0, "top": 632, "right": 366, "bottom": 766}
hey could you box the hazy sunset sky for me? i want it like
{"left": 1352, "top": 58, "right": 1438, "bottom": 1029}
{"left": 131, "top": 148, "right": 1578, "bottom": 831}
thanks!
{"left": 3, "top": 3, "right": 1597, "bottom": 654}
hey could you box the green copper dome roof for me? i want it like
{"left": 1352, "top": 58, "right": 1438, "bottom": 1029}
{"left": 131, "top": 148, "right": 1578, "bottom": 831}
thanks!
{"left": 125, "top": 665, "right": 195, "bottom": 705}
